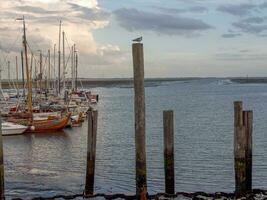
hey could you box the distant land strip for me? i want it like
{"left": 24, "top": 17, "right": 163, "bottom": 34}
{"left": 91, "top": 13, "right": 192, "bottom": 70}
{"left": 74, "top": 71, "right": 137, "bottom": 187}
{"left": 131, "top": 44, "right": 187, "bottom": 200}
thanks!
{"left": 0, "top": 77, "right": 202, "bottom": 89}
{"left": 230, "top": 77, "right": 267, "bottom": 84}
{"left": 2, "top": 77, "right": 267, "bottom": 89}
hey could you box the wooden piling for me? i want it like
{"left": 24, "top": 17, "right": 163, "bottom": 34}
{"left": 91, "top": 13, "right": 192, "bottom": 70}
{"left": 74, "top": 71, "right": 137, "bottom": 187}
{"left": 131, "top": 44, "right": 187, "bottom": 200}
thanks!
{"left": 0, "top": 118, "right": 5, "bottom": 199}
{"left": 132, "top": 42, "right": 147, "bottom": 199}
{"left": 85, "top": 110, "right": 98, "bottom": 195}
{"left": 234, "top": 101, "right": 252, "bottom": 196}
{"left": 163, "top": 110, "right": 175, "bottom": 194}
{"left": 243, "top": 110, "right": 253, "bottom": 191}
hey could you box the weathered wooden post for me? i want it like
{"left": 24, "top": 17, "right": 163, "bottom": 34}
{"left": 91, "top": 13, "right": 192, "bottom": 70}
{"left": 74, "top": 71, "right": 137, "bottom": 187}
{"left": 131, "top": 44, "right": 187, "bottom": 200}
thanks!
{"left": 132, "top": 42, "right": 147, "bottom": 199}
{"left": 243, "top": 110, "right": 253, "bottom": 191}
{"left": 0, "top": 118, "right": 5, "bottom": 199}
{"left": 85, "top": 110, "right": 98, "bottom": 195}
{"left": 163, "top": 110, "right": 175, "bottom": 194}
{"left": 234, "top": 101, "right": 252, "bottom": 196}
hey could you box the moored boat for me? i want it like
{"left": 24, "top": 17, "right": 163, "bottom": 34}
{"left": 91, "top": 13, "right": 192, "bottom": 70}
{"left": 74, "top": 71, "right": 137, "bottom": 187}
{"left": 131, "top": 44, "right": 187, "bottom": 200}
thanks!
{"left": 27, "top": 113, "right": 71, "bottom": 133}
{"left": 2, "top": 121, "right": 27, "bottom": 136}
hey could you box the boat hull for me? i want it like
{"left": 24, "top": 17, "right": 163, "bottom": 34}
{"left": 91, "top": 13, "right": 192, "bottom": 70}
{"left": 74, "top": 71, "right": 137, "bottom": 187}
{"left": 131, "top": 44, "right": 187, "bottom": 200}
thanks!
{"left": 26, "top": 113, "right": 71, "bottom": 133}
{"left": 2, "top": 128, "right": 27, "bottom": 136}
{"left": 2, "top": 122, "right": 27, "bottom": 136}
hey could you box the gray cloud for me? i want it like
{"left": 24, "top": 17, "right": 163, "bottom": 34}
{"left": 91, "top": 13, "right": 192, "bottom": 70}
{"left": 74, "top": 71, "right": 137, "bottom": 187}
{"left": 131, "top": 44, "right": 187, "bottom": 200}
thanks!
{"left": 260, "top": 2, "right": 267, "bottom": 8}
{"left": 215, "top": 52, "right": 267, "bottom": 60}
{"left": 68, "top": 3, "right": 110, "bottom": 21}
{"left": 153, "top": 7, "right": 186, "bottom": 14}
{"left": 240, "top": 49, "right": 250, "bottom": 53}
{"left": 232, "top": 17, "right": 267, "bottom": 34}
{"left": 154, "top": 5, "right": 208, "bottom": 14}
{"left": 113, "top": 8, "right": 212, "bottom": 36}
{"left": 189, "top": 6, "right": 208, "bottom": 13}
{"left": 242, "top": 16, "right": 264, "bottom": 24}
{"left": 221, "top": 33, "right": 242, "bottom": 38}
{"left": 15, "top": 5, "right": 59, "bottom": 15}
{"left": 217, "top": 4, "right": 256, "bottom": 16}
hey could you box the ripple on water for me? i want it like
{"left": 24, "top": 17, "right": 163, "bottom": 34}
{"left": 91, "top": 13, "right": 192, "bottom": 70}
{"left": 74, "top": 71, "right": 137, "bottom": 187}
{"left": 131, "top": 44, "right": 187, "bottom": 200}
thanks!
{"left": 4, "top": 79, "right": 267, "bottom": 198}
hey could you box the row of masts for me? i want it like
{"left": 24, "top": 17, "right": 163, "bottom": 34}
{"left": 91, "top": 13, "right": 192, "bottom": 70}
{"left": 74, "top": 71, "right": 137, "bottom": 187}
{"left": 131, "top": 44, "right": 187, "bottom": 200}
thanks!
{"left": 0, "top": 18, "right": 79, "bottom": 97}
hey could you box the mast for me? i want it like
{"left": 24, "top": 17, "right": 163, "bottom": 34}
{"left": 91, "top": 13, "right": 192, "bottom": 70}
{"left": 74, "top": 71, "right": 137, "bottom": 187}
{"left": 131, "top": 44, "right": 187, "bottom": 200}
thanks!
{"left": 34, "top": 58, "right": 37, "bottom": 89}
{"left": 73, "top": 44, "right": 76, "bottom": 91}
{"left": 22, "top": 16, "right": 33, "bottom": 114}
{"left": 39, "top": 50, "right": 42, "bottom": 91}
{"left": 0, "top": 64, "right": 2, "bottom": 90}
{"left": 62, "top": 31, "right": 65, "bottom": 92}
{"left": 15, "top": 56, "right": 19, "bottom": 97}
{"left": 75, "top": 51, "right": 78, "bottom": 92}
{"left": 58, "top": 20, "right": 62, "bottom": 94}
{"left": 7, "top": 61, "right": 11, "bottom": 88}
{"left": 48, "top": 49, "right": 50, "bottom": 89}
{"left": 53, "top": 44, "right": 56, "bottom": 91}
{"left": 15, "top": 56, "right": 18, "bottom": 86}
{"left": 20, "top": 50, "right": 25, "bottom": 97}
{"left": 71, "top": 45, "right": 74, "bottom": 91}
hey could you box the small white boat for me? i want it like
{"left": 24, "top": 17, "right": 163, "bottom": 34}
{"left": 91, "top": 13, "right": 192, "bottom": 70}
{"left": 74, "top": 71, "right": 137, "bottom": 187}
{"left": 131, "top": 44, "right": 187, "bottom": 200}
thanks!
{"left": 1, "top": 122, "right": 27, "bottom": 136}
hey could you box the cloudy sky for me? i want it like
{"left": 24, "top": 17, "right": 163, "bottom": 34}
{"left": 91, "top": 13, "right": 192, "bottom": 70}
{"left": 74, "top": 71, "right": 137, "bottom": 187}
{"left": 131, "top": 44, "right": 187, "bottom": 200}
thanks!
{"left": 1, "top": 0, "right": 267, "bottom": 78}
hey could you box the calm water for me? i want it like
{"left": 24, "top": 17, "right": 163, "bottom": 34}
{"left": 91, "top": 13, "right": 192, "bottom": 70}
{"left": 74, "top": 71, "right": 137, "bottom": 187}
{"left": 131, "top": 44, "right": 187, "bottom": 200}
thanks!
{"left": 4, "top": 78, "right": 267, "bottom": 199}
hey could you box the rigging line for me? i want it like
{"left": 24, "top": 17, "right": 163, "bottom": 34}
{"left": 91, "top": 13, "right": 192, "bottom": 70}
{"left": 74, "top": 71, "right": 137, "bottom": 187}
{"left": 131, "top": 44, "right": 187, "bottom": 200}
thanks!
{"left": 63, "top": 51, "right": 72, "bottom": 76}
{"left": 26, "top": 43, "right": 40, "bottom": 62}
{"left": 64, "top": 32, "right": 73, "bottom": 52}
{"left": 26, "top": 43, "right": 53, "bottom": 76}
{"left": 0, "top": 32, "right": 21, "bottom": 67}
{"left": 41, "top": 51, "right": 49, "bottom": 76}
{"left": 63, "top": 34, "right": 71, "bottom": 68}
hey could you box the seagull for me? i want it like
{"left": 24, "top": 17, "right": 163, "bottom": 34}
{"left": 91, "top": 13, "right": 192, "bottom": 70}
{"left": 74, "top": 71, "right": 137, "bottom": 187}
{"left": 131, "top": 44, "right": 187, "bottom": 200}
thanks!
{"left": 132, "top": 36, "right": 142, "bottom": 43}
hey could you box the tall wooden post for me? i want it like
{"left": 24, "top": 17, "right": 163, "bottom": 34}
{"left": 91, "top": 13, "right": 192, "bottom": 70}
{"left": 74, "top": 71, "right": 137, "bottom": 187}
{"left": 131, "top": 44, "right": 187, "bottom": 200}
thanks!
{"left": 243, "top": 110, "right": 253, "bottom": 191}
{"left": 132, "top": 42, "right": 147, "bottom": 199}
{"left": 0, "top": 118, "right": 5, "bottom": 199}
{"left": 234, "top": 101, "right": 252, "bottom": 196}
{"left": 85, "top": 110, "right": 98, "bottom": 195}
{"left": 163, "top": 110, "right": 175, "bottom": 194}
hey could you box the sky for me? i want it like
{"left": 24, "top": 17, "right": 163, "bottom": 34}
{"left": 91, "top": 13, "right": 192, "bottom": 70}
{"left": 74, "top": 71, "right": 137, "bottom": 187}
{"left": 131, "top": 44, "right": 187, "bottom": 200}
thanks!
{"left": 1, "top": 0, "right": 267, "bottom": 78}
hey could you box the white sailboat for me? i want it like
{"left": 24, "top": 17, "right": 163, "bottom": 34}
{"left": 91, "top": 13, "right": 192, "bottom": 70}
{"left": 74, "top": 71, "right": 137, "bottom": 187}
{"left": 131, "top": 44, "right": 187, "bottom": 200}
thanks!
{"left": 2, "top": 122, "right": 27, "bottom": 136}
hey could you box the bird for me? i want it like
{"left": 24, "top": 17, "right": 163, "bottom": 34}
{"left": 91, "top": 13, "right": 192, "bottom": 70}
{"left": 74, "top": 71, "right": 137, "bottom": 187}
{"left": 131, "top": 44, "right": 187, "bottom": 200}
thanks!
{"left": 132, "top": 36, "right": 142, "bottom": 43}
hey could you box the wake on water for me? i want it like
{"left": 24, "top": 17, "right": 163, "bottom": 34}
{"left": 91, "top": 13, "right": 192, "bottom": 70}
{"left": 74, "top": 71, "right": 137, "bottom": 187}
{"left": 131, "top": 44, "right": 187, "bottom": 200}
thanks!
{"left": 217, "top": 79, "right": 233, "bottom": 85}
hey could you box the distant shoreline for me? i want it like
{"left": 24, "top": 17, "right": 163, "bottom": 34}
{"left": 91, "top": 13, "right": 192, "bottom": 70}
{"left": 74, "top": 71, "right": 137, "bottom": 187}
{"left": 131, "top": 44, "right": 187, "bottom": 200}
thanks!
{"left": 0, "top": 77, "right": 203, "bottom": 89}
{"left": 1, "top": 77, "right": 267, "bottom": 89}
{"left": 230, "top": 78, "right": 267, "bottom": 84}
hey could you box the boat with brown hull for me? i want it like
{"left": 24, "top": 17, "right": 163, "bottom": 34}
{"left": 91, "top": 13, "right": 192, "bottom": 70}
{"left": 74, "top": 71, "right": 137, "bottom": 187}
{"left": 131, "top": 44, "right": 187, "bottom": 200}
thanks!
{"left": 27, "top": 113, "right": 71, "bottom": 133}
{"left": 3, "top": 112, "right": 71, "bottom": 133}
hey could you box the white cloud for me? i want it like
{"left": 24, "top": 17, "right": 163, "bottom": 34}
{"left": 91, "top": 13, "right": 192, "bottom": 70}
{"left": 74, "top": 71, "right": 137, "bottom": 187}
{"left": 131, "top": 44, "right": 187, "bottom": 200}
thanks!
{"left": 0, "top": 0, "right": 129, "bottom": 78}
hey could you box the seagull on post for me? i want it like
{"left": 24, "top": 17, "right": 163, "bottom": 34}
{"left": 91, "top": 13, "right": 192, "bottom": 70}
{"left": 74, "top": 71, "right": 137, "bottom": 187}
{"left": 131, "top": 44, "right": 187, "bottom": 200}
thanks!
{"left": 132, "top": 36, "right": 142, "bottom": 43}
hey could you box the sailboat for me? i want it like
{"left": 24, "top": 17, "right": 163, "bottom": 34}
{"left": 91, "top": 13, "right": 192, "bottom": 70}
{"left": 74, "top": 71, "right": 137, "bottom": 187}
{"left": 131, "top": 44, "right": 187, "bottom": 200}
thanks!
{"left": 3, "top": 16, "right": 71, "bottom": 133}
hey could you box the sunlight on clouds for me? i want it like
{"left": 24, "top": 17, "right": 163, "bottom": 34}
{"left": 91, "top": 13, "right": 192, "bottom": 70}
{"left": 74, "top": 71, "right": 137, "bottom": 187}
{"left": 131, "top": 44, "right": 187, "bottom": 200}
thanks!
{"left": 0, "top": 0, "right": 128, "bottom": 78}
{"left": 32, "top": 0, "right": 98, "bottom": 8}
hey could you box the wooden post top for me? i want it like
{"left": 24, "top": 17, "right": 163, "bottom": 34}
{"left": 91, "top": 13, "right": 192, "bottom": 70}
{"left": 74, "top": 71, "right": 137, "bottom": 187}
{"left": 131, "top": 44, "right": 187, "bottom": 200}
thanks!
{"left": 234, "top": 101, "right": 243, "bottom": 127}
